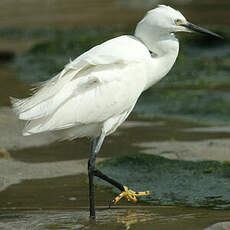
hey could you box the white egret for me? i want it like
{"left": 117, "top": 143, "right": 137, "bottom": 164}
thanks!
{"left": 11, "top": 5, "right": 222, "bottom": 219}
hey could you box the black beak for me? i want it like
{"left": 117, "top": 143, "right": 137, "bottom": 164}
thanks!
{"left": 181, "top": 22, "right": 223, "bottom": 39}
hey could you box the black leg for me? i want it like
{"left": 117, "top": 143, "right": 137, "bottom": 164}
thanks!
{"left": 88, "top": 158, "right": 95, "bottom": 219}
{"left": 87, "top": 131, "right": 150, "bottom": 219}
{"left": 94, "top": 168, "right": 124, "bottom": 192}
{"left": 88, "top": 132, "right": 105, "bottom": 219}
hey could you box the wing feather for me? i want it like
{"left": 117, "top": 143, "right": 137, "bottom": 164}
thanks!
{"left": 11, "top": 35, "right": 150, "bottom": 135}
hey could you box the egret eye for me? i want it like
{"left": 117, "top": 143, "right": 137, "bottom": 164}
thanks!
{"left": 175, "top": 19, "right": 183, "bottom": 25}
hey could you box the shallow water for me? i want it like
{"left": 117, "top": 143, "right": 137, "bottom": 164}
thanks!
{"left": 0, "top": 0, "right": 230, "bottom": 229}
{"left": 0, "top": 207, "right": 230, "bottom": 230}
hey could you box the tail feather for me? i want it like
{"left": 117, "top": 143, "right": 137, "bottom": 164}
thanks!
{"left": 22, "top": 117, "right": 77, "bottom": 136}
{"left": 11, "top": 60, "right": 88, "bottom": 121}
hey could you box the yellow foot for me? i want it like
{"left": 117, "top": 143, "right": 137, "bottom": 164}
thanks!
{"left": 113, "top": 186, "right": 151, "bottom": 205}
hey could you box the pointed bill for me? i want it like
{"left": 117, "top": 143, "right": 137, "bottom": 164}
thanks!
{"left": 181, "top": 22, "right": 223, "bottom": 39}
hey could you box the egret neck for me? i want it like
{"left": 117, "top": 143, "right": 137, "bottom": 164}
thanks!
{"left": 135, "top": 26, "right": 179, "bottom": 90}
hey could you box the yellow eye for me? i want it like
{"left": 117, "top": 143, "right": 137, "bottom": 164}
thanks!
{"left": 175, "top": 19, "right": 183, "bottom": 25}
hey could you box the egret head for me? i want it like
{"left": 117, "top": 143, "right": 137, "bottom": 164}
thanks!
{"left": 135, "top": 5, "right": 222, "bottom": 39}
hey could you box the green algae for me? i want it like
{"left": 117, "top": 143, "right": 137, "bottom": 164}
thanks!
{"left": 134, "top": 89, "right": 230, "bottom": 124}
{"left": 97, "top": 153, "right": 230, "bottom": 209}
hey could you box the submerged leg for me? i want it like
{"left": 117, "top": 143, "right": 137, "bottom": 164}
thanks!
{"left": 88, "top": 131, "right": 106, "bottom": 219}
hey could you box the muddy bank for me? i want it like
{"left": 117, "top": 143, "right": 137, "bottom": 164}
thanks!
{"left": 0, "top": 158, "right": 90, "bottom": 192}
{"left": 136, "top": 139, "right": 230, "bottom": 162}
{"left": 0, "top": 107, "right": 57, "bottom": 150}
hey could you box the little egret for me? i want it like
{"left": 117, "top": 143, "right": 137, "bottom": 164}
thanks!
{"left": 11, "top": 5, "right": 222, "bottom": 219}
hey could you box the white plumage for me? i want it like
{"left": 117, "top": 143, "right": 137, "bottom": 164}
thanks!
{"left": 12, "top": 36, "right": 154, "bottom": 138}
{"left": 12, "top": 5, "right": 218, "bottom": 140}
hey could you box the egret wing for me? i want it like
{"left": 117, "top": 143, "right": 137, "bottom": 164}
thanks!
{"left": 23, "top": 60, "right": 148, "bottom": 134}
{"left": 11, "top": 35, "right": 150, "bottom": 134}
